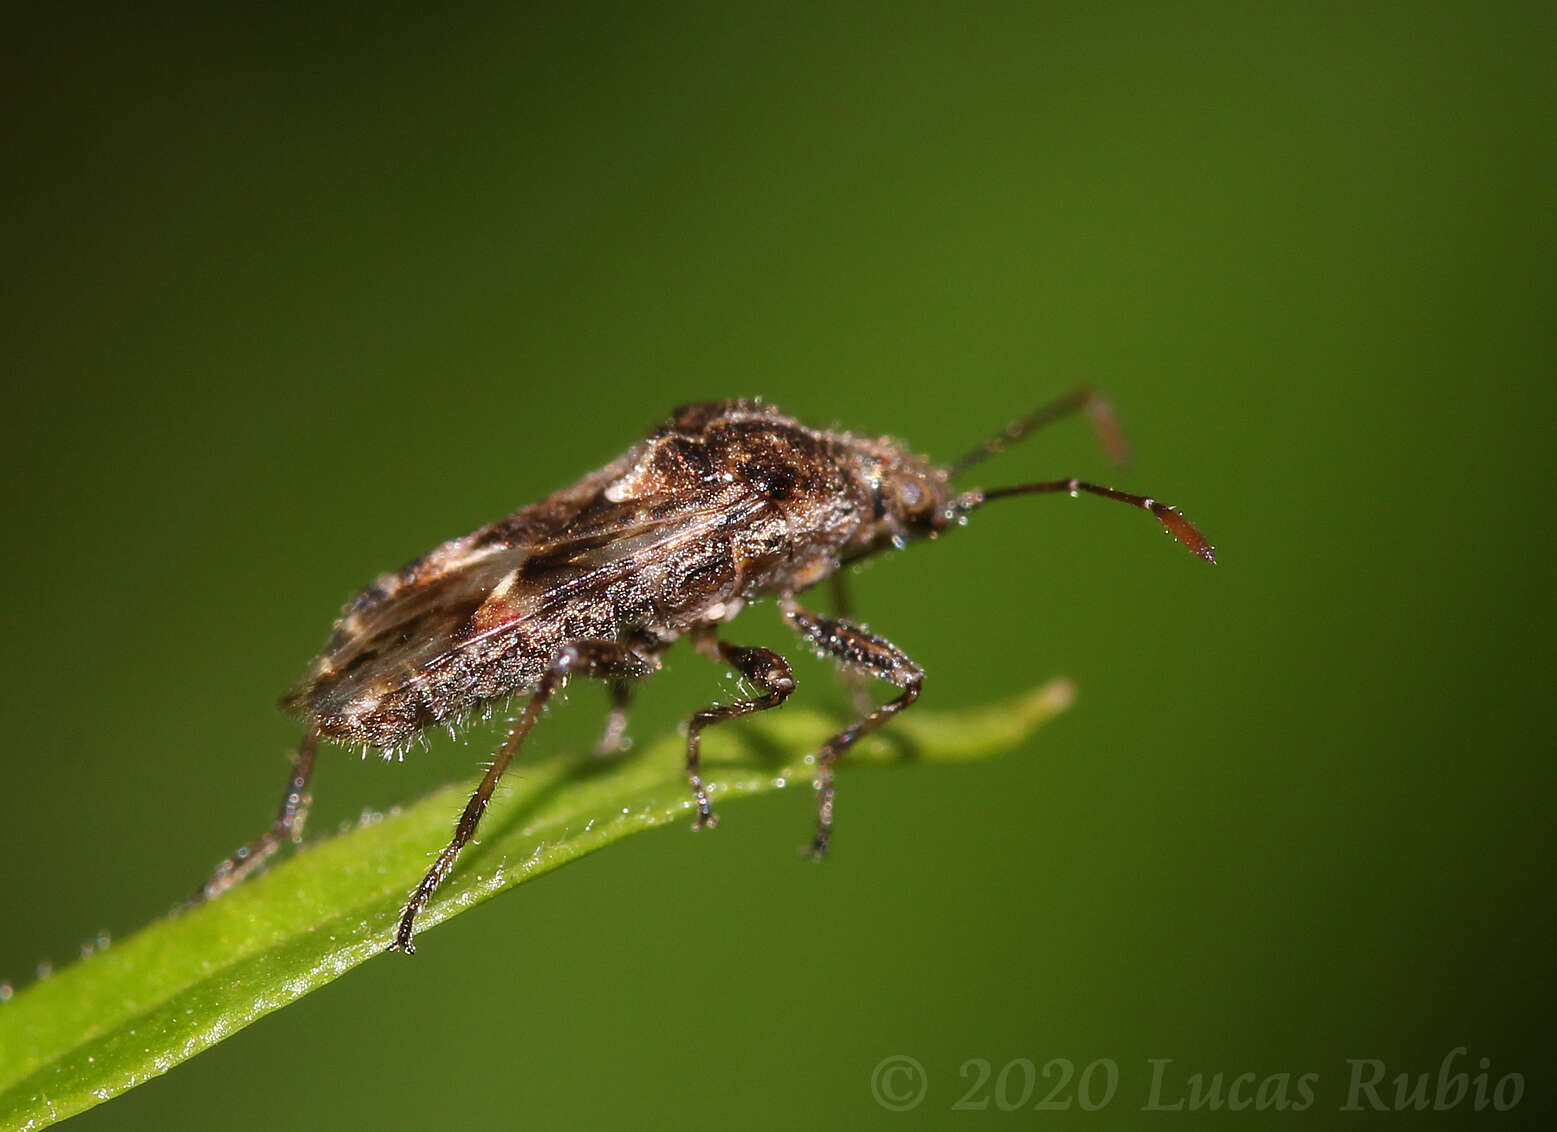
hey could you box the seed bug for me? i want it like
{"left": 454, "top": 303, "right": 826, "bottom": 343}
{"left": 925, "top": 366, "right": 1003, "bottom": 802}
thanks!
{"left": 196, "top": 391, "right": 1214, "bottom": 953}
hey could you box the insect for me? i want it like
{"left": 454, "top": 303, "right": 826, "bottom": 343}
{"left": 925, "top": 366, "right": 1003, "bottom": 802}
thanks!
{"left": 197, "top": 391, "right": 1214, "bottom": 953}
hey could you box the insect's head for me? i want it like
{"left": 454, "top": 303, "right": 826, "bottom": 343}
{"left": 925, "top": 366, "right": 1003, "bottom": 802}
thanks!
{"left": 835, "top": 434, "right": 954, "bottom": 559}
{"left": 851, "top": 439, "right": 960, "bottom": 550}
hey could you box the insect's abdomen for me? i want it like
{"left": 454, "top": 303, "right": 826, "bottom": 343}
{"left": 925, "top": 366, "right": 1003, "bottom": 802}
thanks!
{"left": 287, "top": 521, "right": 750, "bottom": 751}
{"left": 292, "top": 607, "right": 555, "bottom": 752}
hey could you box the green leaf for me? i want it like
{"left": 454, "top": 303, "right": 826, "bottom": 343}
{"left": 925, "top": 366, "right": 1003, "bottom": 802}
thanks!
{"left": 0, "top": 680, "right": 1073, "bottom": 1130}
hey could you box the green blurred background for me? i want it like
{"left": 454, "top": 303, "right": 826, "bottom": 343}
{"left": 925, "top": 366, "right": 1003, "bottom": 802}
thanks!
{"left": 4, "top": 1, "right": 1552, "bottom": 1127}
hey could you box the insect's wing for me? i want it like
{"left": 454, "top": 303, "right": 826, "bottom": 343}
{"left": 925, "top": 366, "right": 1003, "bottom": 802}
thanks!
{"left": 458, "top": 487, "right": 769, "bottom": 643}
{"left": 285, "top": 536, "right": 538, "bottom": 719}
{"left": 287, "top": 487, "right": 765, "bottom": 726}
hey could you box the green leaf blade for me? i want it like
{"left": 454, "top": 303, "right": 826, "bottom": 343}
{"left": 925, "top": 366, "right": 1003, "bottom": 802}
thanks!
{"left": 0, "top": 679, "right": 1073, "bottom": 1130}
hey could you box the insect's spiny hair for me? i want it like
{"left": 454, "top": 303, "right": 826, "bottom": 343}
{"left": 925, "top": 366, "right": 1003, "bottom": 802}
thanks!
{"left": 360, "top": 691, "right": 544, "bottom": 763}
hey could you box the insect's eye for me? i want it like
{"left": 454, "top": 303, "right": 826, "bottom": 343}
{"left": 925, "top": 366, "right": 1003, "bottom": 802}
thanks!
{"left": 890, "top": 477, "right": 936, "bottom": 521}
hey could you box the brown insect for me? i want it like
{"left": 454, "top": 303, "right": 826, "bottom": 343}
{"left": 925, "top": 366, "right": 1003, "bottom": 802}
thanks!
{"left": 197, "top": 391, "right": 1214, "bottom": 953}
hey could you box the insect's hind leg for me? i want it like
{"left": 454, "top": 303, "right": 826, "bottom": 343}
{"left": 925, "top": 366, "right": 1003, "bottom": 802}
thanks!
{"left": 780, "top": 596, "right": 923, "bottom": 859}
{"left": 684, "top": 626, "right": 796, "bottom": 830}
{"left": 194, "top": 730, "right": 319, "bottom": 904}
{"left": 391, "top": 640, "right": 655, "bottom": 955}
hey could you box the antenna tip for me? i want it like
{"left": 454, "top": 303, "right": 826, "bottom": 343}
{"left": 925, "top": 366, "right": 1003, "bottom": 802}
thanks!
{"left": 1149, "top": 502, "right": 1217, "bottom": 563}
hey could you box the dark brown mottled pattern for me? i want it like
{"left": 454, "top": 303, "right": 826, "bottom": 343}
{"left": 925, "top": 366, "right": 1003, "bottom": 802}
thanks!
{"left": 284, "top": 400, "right": 950, "bottom": 749}
{"left": 200, "top": 390, "right": 1215, "bottom": 954}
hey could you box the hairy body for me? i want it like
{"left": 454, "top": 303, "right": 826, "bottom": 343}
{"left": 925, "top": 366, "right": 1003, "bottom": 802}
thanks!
{"left": 200, "top": 393, "right": 1213, "bottom": 953}
{"left": 288, "top": 400, "right": 941, "bottom": 752}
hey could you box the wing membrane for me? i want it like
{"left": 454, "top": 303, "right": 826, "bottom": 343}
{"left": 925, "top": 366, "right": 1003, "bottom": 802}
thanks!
{"left": 289, "top": 487, "right": 766, "bottom": 718}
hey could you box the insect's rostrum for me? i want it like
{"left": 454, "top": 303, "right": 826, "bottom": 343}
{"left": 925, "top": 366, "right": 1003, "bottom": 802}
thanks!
{"left": 197, "top": 392, "right": 1214, "bottom": 953}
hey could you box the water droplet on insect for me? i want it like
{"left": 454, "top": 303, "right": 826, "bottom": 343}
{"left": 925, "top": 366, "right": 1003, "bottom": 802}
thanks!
{"left": 0, "top": 983, "right": 12, "bottom": 1003}
{"left": 890, "top": 534, "right": 907, "bottom": 550}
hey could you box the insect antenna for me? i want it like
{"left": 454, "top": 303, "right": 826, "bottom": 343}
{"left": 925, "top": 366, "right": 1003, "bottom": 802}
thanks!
{"left": 947, "top": 386, "right": 1130, "bottom": 478}
{"left": 964, "top": 479, "right": 1216, "bottom": 563}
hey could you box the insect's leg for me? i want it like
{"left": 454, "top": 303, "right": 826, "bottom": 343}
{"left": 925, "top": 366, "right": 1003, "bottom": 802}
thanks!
{"left": 594, "top": 631, "right": 665, "bottom": 755}
{"left": 685, "top": 626, "right": 796, "bottom": 830}
{"left": 194, "top": 730, "right": 319, "bottom": 904}
{"left": 594, "top": 680, "right": 635, "bottom": 756}
{"left": 391, "top": 640, "right": 655, "bottom": 954}
{"left": 780, "top": 596, "right": 923, "bottom": 858}
{"left": 829, "top": 572, "right": 875, "bottom": 716}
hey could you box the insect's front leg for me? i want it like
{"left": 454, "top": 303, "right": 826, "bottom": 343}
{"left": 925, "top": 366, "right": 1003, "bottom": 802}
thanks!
{"left": 193, "top": 730, "right": 319, "bottom": 904}
{"left": 685, "top": 626, "right": 797, "bottom": 830}
{"left": 780, "top": 595, "right": 923, "bottom": 859}
{"left": 829, "top": 572, "right": 875, "bottom": 716}
{"left": 391, "top": 640, "right": 656, "bottom": 954}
